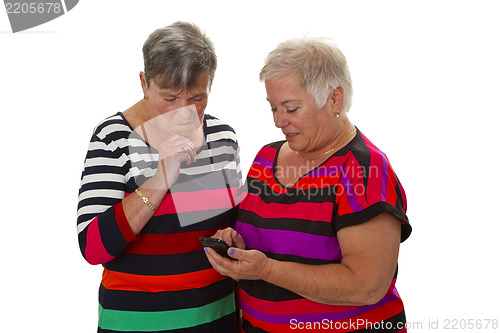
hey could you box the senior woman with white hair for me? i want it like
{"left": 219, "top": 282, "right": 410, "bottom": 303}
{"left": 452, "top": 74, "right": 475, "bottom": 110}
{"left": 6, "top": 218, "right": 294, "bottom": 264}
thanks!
{"left": 205, "top": 38, "right": 412, "bottom": 332}
{"left": 77, "top": 22, "right": 241, "bottom": 332}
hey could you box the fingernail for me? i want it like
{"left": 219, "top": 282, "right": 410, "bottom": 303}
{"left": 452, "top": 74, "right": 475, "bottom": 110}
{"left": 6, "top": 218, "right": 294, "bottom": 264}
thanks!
{"left": 204, "top": 248, "right": 209, "bottom": 253}
{"left": 229, "top": 248, "right": 235, "bottom": 255}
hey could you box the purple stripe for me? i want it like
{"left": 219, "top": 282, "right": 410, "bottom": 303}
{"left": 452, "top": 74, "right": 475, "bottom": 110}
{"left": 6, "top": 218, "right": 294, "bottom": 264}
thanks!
{"left": 235, "top": 221, "right": 341, "bottom": 261}
{"left": 253, "top": 156, "right": 273, "bottom": 171}
{"left": 241, "top": 293, "right": 400, "bottom": 324}
{"left": 308, "top": 166, "right": 341, "bottom": 177}
{"left": 339, "top": 165, "right": 364, "bottom": 212}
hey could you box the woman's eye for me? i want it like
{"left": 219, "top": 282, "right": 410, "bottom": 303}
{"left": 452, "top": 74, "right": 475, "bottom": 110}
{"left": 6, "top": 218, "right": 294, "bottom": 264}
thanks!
{"left": 270, "top": 107, "right": 298, "bottom": 113}
{"left": 164, "top": 98, "right": 177, "bottom": 103}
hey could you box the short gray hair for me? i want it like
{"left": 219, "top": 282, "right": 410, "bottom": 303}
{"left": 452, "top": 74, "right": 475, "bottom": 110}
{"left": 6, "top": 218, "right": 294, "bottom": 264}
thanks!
{"left": 260, "top": 37, "right": 352, "bottom": 114}
{"left": 142, "top": 21, "right": 217, "bottom": 91}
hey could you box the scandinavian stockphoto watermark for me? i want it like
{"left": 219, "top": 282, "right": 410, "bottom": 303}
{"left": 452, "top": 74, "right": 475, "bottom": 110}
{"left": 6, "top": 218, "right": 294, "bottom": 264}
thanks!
{"left": 3, "top": 0, "right": 78, "bottom": 33}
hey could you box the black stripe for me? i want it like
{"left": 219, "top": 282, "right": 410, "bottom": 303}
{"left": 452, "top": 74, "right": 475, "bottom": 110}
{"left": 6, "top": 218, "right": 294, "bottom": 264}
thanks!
{"left": 104, "top": 250, "right": 214, "bottom": 276}
{"left": 239, "top": 279, "right": 301, "bottom": 302}
{"left": 245, "top": 178, "right": 340, "bottom": 205}
{"left": 99, "top": 278, "right": 234, "bottom": 311}
{"left": 237, "top": 210, "right": 335, "bottom": 236}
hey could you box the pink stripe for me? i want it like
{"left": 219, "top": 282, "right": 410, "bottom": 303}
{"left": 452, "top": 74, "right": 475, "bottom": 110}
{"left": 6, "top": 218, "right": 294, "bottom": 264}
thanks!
{"left": 256, "top": 146, "right": 277, "bottom": 162}
{"left": 155, "top": 187, "right": 238, "bottom": 215}
{"left": 85, "top": 217, "right": 115, "bottom": 265}
{"left": 360, "top": 133, "right": 387, "bottom": 205}
{"left": 240, "top": 193, "right": 334, "bottom": 222}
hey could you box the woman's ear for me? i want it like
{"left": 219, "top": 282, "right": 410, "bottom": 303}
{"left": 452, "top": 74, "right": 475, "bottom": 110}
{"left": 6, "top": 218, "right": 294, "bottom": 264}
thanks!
{"left": 330, "top": 86, "right": 344, "bottom": 111}
{"left": 140, "top": 72, "right": 149, "bottom": 99}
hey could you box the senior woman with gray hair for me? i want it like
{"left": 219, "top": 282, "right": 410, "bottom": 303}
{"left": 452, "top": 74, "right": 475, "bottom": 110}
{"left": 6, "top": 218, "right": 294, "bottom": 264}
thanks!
{"left": 77, "top": 22, "right": 240, "bottom": 332}
{"left": 205, "top": 38, "right": 412, "bottom": 332}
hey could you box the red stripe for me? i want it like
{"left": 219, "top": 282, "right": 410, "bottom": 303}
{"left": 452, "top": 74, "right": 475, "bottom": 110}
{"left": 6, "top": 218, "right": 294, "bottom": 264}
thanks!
{"left": 350, "top": 298, "right": 405, "bottom": 327}
{"left": 114, "top": 201, "right": 139, "bottom": 243}
{"left": 124, "top": 227, "right": 227, "bottom": 255}
{"left": 362, "top": 137, "right": 385, "bottom": 206}
{"left": 85, "top": 217, "right": 115, "bottom": 265}
{"left": 242, "top": 298, "right": 405, "bottom": 333}
{"left": 399, "top": 179, "right": 407, "bottom": 212}
{"left": 102, "top": 267, "right": 226, "bottom": 292}
{"left": 247, "top": 164, "right": 288, "bottom": 195}
{"left": 242, "top": 311, "right": 289, "bottom": 333}
{"left": 257, "top": 146, "right": 278, "bottom": 161}
{"left": 386, "top": 166, "right": 398, "bottom": 206}
{"left": 239, "top": 289, "right": 357, "bottom": 316}
{"left": 239, "top": 193, "right": 334, "bottom": 222}
{"left": 337, "top": 183, "right": 354, "bottom": 216}
{"left": 295, "top": 172, "right": 341, "bottom": 191}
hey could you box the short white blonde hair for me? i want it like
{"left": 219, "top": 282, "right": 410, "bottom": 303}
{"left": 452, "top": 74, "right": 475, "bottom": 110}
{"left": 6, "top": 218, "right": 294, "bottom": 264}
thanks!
{"left": 260, "top": 37, "right": 353, "bottom": 114}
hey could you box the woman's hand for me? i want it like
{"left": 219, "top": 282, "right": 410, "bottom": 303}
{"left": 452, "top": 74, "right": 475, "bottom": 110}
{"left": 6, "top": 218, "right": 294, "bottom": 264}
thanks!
{"left": 148, "top": 133, "right": 197, "bottom": 189}
{"left": 204, "top": 245, "right": 274, "bottom": 282}
{"left": 211, "top": 227, "right": 246, "bottom": 249}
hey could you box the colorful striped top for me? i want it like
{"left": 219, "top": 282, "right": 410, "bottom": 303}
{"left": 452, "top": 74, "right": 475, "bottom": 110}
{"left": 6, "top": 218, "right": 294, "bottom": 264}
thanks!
{"left": 235, "top": 129, "right": 411, "bottom": 333}
{"left": 77, "top": 112, "right": 241, "bottom": 332}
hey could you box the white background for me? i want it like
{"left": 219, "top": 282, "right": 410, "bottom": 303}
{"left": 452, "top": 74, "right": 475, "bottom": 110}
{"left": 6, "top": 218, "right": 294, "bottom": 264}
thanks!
{"left": 1, "top": 0, "right": 499, "bottom": 332}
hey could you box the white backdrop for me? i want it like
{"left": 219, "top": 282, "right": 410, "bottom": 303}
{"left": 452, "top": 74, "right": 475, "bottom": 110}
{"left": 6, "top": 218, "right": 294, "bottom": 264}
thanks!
{"left": 1, "top": 1, "right": 499, "bottom": 332}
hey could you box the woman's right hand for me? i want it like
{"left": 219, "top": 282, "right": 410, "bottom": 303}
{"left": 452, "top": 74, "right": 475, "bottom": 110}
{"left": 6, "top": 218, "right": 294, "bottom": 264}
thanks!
{"left": 149, "top": 133, "right": 197, "bottom": 189}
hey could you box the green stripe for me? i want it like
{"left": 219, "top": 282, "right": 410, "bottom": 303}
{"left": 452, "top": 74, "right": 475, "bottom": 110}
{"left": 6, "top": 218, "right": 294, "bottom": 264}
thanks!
{"left": 98, "top": 293, "right": 235, "bottom": 331}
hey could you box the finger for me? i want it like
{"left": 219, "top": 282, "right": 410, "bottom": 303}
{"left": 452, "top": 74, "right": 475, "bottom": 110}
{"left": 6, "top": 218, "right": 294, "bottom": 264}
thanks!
{"left": 227, "top": 247, "right": 243, "bottom": 261}
{"left": 204, "top": 247, "right": 230, "bottom": 275}
{"left": 231, "top": 230, "right": 246, "bottom": 249}
{"left": 211, "top": 228, "right": 234, "bottom": 246}
{"left": 211, "top": 229, "right": 225, "bottom": 239}
{"left": 176, "top": 146, "right": 196, "bottom": 166}
{"left": 221, "top": 228, "right": 236, "bottom": 245}
{"left": 180, "top": 139, "right": 196, "bottom": 164}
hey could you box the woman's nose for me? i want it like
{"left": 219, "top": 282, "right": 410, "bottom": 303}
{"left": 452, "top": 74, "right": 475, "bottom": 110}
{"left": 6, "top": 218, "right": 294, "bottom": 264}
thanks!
{"left": 175, "top": 104, "right": 196, "bottom": 119}
{"left": 274, "top": 109, "right": 289, "bottom": 128}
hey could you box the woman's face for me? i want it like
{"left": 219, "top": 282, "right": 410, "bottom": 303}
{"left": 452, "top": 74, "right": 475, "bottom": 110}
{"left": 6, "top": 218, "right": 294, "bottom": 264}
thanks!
{"left": 141, "top": 73, "right": 209, "bottom": 136}
{"left": 265, "top": 75, "right": 339, "bottom": 154}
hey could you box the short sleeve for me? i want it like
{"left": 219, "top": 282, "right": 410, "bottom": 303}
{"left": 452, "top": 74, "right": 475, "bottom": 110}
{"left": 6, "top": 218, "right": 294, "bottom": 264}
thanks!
{"left": 333, "top": 148, "right": 411, "bottom": 242}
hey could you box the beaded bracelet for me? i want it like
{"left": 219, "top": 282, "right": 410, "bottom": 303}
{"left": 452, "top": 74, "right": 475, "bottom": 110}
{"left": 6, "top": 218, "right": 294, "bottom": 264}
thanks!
{"left": 134, "top": 188, "right": 157, "bottom": 211}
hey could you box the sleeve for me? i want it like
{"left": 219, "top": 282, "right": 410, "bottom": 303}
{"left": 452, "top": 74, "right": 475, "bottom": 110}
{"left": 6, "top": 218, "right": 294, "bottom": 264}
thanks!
{"left": 333, "top": 149, "right": 411, "bottom": 242}
{"left": 77, "top": 130, "right": 139, "bottom": 265}
{"left": 220, "top": 132, "right": 243, "bottom": 228}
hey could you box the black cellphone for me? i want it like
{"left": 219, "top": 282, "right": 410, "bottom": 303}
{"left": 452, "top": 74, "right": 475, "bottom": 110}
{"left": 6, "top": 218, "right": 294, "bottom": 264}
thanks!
{"left": 199, "top": 237, "right": 234, "bottom": 259}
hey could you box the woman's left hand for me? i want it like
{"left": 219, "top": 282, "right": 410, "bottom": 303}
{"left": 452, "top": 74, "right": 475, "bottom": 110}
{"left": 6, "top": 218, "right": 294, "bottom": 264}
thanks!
{"left": 204, "top": 246, "right": 274, "bottom": 282}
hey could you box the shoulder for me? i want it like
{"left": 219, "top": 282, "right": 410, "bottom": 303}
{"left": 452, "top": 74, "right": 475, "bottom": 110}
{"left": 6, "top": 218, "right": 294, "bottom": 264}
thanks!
{"left": 204, "top": 114, "right": 236, "bottom": 134}
{"left": 86, "top": 112, "right": 137, "bottom": 156}
{"left": 255, "top": 140, "right": 285, "bottom": 159}
{"left": 334, "top": 129, "right": 411, "bottom": 240}
{"left": 204, "top": 114, "right": 238, "bottom": 143}
{"left": 342, "top": 130, "right": 391, "bottom": 173}
{"left": 92, "top": 112, "right": 133, "bottom": 143}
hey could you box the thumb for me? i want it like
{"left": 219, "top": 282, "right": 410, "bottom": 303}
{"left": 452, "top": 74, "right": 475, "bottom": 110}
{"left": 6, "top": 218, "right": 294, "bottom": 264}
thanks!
{"left": 228, "top": 247, "right": 244, "bottom": 260}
